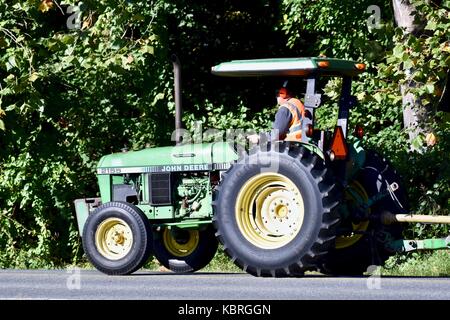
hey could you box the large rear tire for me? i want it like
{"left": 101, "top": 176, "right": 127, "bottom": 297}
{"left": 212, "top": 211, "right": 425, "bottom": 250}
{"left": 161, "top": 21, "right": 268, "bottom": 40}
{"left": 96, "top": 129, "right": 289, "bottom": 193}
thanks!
{"left": 213, "top": 142, "right": 341, "bottom": 277}
{"left": 321, "top": 150, "right": 408, "bottom": 276}
{"left": 82, "top": 201, "right": 153, "bottom": 275}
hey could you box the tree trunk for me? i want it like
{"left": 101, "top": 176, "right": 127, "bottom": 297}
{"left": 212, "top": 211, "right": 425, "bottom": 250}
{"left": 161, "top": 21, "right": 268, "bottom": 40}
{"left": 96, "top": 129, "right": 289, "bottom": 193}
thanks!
{"left": 392, "top": 0, "right": 429, "bottom": 152}
{"left": 392, "top": 0, "right": 422, "bottom": 34}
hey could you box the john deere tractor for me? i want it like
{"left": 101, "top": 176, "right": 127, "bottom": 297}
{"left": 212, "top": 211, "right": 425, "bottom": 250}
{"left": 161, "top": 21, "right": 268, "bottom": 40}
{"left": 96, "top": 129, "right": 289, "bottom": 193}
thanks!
{"left": 74, "top": 56, "right": 450, "bottom": 276}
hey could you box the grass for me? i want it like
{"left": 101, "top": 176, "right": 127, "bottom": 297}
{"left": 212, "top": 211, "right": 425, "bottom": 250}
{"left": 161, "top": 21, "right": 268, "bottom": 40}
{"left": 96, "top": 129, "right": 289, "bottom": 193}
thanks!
{"left": 200, "top": 246, "right": 242, "bottom": 273}
{"left": 141, "top": 245, "right": 242, "bottom": 273}
{"left": 380, "top": 250, "right": 450, "bottom": 277}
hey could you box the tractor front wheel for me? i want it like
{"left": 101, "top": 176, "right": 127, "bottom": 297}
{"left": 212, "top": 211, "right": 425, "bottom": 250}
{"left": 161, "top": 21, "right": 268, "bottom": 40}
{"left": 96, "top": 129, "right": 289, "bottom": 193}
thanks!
{"left": 82, "top": 201, "right": 153, "bottom": 275}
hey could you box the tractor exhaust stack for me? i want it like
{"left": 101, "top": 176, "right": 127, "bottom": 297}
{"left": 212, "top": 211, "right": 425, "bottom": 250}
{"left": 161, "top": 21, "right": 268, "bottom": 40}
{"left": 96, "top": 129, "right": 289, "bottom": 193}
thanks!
{"left": 171, "top": 54, "right": 183, "bottom": 145}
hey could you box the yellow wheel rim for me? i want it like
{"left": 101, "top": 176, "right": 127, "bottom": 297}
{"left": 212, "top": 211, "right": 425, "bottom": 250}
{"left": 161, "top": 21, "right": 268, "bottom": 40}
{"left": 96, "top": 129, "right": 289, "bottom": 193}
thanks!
{"left": 163, "top": 229, "right": 199, "bottom": 257}
{"left": 95, "top": 217, "right": 133, "bottom": 260}
{"left": 235, "top": 172, "right": 304, "bottom": 249}
{"left": 335, "top": 181, "right": 370, "bottom": 249}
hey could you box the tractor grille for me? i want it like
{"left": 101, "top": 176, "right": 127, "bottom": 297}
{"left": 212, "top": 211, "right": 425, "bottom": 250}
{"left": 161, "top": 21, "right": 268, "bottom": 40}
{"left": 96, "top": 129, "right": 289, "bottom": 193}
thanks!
{"left": 149, "top": 173, "right": 172, "bottom": 206}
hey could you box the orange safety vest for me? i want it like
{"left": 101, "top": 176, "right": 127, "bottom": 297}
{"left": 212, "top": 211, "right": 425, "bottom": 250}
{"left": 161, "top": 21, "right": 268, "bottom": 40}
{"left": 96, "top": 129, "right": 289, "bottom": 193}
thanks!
{"left": 280, "top": 98, "right": 305, "bottom": 142}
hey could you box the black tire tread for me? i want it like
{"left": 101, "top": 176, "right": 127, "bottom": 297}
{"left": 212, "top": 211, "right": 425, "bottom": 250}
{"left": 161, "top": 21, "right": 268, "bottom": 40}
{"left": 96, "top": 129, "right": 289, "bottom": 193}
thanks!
{"left": 320, "top": 150, "right": 408, "bottom": 276}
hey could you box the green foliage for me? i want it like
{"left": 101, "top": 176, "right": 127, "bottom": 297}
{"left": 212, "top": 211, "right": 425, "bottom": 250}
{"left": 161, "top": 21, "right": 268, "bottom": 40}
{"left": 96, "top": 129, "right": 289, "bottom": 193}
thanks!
{"left": 0, "top": 0, "right": 173, "bottom": 267}
{"left": 374, "top": 1, "right": 450, "bottom": 237}
{"left": 282, "top": 0, "right": 393, "bottom": 59}
{"left": 398, "top": 112, "right": 450, "bottom": 239}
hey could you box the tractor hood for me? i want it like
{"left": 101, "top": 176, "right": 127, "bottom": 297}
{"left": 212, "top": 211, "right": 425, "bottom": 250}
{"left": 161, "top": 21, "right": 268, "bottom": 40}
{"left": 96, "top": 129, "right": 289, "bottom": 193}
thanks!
{"left": 96, "top": 142, "right": 238, "bottom": 175}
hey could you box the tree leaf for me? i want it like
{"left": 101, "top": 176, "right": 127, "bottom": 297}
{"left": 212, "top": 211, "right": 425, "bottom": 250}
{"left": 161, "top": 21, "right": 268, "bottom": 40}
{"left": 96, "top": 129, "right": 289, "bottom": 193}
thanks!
{"left": 29, "top": 72, "right": 39, "bottom": 82}
{"left": 6, "top": 56, "right": 16, "bottom": 71}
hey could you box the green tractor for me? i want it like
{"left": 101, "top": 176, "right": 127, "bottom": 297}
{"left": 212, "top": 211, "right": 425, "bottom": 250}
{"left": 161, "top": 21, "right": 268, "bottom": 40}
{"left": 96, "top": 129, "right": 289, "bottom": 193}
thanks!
{"left": 74, "top": 56, "right": 450, "bottom": 276}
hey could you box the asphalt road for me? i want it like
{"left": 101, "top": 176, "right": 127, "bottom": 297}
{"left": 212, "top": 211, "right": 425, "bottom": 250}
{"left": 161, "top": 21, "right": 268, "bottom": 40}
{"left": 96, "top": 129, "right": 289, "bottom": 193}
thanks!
{"left": 0, "top": 269, "right": 449, "bottom": 300}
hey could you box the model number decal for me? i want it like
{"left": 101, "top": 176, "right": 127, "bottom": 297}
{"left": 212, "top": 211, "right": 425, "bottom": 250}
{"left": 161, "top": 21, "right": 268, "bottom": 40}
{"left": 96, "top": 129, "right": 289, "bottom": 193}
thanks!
{"left": 99, "top": 168, "right": 122, "bottom": 174}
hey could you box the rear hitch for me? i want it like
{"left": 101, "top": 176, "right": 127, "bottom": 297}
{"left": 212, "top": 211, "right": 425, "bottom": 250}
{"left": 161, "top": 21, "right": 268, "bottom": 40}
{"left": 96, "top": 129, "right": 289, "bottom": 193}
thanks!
{"left": 386, "top": 236, "right": 450, "bottom": 253}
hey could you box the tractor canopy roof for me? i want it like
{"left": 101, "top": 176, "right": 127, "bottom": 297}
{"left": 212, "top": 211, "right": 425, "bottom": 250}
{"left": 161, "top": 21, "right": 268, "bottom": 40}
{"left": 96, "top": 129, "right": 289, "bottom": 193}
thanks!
{"left": 211, "top": 57, "right": 365, "bottom": 78}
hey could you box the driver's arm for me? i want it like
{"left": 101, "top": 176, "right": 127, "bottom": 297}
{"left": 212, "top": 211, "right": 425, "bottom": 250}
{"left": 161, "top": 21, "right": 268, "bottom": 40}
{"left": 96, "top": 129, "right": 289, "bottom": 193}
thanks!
{"left": 271, "top": 107, "right": 292, "bottom": 140}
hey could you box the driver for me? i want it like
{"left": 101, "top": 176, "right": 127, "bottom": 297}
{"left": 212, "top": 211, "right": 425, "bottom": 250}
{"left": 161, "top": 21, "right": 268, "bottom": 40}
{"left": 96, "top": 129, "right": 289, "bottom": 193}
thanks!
{"left": 248, "top": 81, "right": 305, "bottom": 144}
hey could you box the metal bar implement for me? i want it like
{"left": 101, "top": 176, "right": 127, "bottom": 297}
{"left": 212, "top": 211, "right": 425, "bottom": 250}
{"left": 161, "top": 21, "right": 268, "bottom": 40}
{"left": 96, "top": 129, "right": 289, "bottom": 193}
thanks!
{"left": 388, "top": 237, "right": 450, "bottom": 253}
{"left": 381, "top": 212, "right": 450, "bottom": 225}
